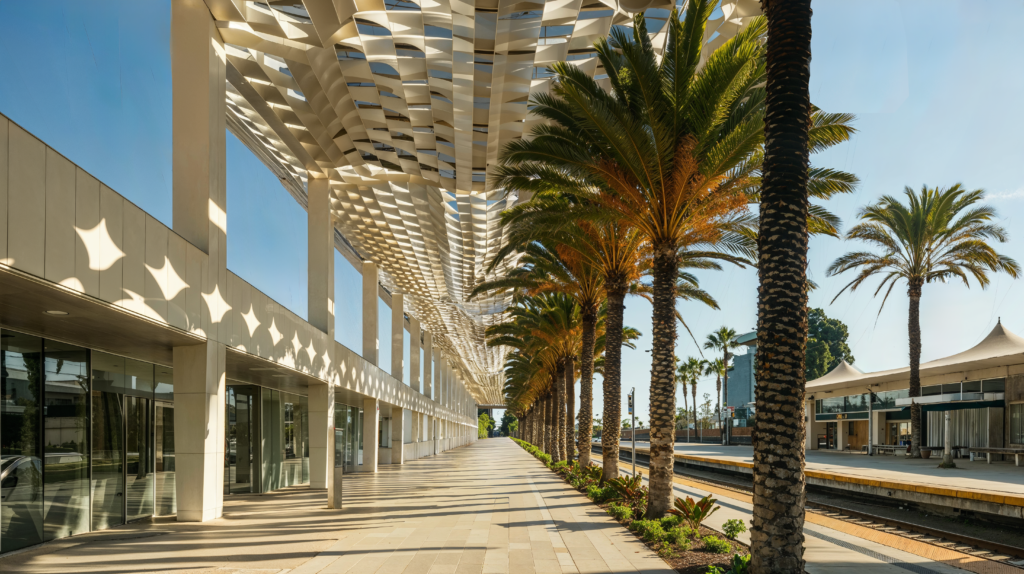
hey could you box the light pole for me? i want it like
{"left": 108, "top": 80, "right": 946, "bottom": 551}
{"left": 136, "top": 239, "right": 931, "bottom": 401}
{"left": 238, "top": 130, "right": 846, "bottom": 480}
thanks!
{"left": 628, "top": 388, "right": 636, "bottom": 477}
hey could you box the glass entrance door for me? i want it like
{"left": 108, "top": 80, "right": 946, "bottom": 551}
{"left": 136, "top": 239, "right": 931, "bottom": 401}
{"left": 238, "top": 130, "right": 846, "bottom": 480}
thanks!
{"left": 889, "top": 422, "right": 911, "bottom": 446}
{"left": 91, "top": 353, "right": 125, "bottom": 531}
{"left": 825, "top": 422, "right": 837, "bottom": 449}
{"left": 226, "top": 385, "right": 257, "bottom": 494}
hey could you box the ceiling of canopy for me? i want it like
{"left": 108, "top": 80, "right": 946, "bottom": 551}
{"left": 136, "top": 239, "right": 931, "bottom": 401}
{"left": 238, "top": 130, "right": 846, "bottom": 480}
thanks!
{"left": 204, "top": 0, "right": 760, "bottom": 405}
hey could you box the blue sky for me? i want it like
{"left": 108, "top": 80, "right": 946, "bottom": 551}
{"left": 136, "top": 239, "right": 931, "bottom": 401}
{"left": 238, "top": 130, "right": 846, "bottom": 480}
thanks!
{"left": 2, "top": 1, "right": 1022, "bottom": 426}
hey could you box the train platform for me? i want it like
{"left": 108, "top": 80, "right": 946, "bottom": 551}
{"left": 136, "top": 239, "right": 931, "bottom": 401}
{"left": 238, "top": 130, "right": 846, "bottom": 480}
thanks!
{"left": 599, "top": 442, "right": 1024, "bottom": 519}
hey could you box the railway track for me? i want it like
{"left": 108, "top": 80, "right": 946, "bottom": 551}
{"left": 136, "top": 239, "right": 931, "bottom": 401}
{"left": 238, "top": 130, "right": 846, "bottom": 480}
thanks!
{"left": 589, "top": 451, "right": 1024, "bottom": 569}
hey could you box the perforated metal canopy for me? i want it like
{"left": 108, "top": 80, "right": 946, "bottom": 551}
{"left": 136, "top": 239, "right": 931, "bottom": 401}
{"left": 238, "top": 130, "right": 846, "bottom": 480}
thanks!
{"left": 205, "top": 0, "right": 760, "bottom": 405}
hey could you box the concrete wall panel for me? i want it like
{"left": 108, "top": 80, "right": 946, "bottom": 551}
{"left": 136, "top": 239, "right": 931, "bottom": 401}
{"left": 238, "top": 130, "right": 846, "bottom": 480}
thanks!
{"left": 145, "top": 214, "right": 170, "bottom": 322}
{"left": 185, "top": 242, "right": 205, "bottom": 335}
{"left": 0, "top": 117, "right": 8, "bottom": 261}
{"left": 44, "top": 149, "right": 77, "bottom": 288}
{"left": 74, "top": 169, "right": 101, "bottom": 297}
{"left": 8, "top": 124, "right": 46, "bottom": 277}
{"left": 98, "top": 185, "right": 124, "bottom": 304}
{"left": 121, "top": 201, "right": 147, "bottom": 315}
{"left": 168, "top": 232, "right": 189, "bottom": 330}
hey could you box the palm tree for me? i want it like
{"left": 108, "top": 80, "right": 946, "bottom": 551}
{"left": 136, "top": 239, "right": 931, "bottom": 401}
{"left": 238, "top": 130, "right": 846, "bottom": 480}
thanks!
{"left": 677, "top": 357, "right": 703, "bottom": 436}
{"left": 471, "top": 240, "right": 603, "bottom": 466}
{"left": 827, "top": 184, "right": 1019, "bottom": 458}
{"left": 495, "top": 3, "right": 767, "bottom": 519}
{"left": 702, "top": 358, "right": 726, "bottom": 428}
{"left": 704, "top": 328, "right": 741, "bottom": 427}
{"left": 749, "top": 1, "right": 815, "bottom": 569}
{"left": 675, "top": 358, "right": 689, "bottom": 437}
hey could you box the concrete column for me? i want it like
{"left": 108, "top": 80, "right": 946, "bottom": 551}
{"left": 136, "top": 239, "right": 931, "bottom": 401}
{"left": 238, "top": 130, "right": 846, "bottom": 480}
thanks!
{"left": 392, "top": 406, "right": 405, "bottom": 464}
{"left": 309, "top": 384, "right": 336, "bottom": 506}
{"left": 173, "top": 341, "right": 226, "bottom": 522}
{"left": 837, "top": 421, "right": 849, "bottom": 451}
{"left": 422, "top": 331, "right": 432, "bottom": 397}
{"left": 409, "top": 318, "right": 421, "bottom": 393}
{"left": 392, "top": 292, "right": 404, "bottom": 381}
{"left": 172, "top": 0, "right": 228, "bottom": 524}
{"left": 307, "top": 178, "right": 334, "bottom": 336}
{"left": 432, "top": 349, "right": 442, "bottom": 402}
{"left": 362, "top": 261, "right": 379, "bottom": 365}
{"left": 361, "top": 398, "right": 379, "bottom": 472}
{"left": 872, "top": 410, "right": 886, "bottom": 446}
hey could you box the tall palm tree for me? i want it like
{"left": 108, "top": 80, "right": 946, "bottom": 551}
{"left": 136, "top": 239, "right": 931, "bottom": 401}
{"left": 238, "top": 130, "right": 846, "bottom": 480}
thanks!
{"left": 750, "top": 0, "right": 815, "bottom": 569}
{"left": 677, "top": 357, "right": 703, "bottom": 435}
{"left": 702, "top": 358, "right": 726, "bottom": 428}
{"left": 704, "top": 327, "right": 741, "bottom": 427}
{"left": 495, "top": 3, "right": 767, "bottom": 518}
{"left": 827, "top": 184, "right": 1019, "bottom": 458}
{"left": 676, "top": 357, "right": 689, "bottom": 436}
{"left": 471, "top": 240, "right": 603, "bottom": 467}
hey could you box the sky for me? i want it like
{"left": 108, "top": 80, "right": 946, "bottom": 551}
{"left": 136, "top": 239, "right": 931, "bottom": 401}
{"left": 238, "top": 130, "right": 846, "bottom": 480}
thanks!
{"left": 1, "top": 1, "right": 1022, "bottom": 427}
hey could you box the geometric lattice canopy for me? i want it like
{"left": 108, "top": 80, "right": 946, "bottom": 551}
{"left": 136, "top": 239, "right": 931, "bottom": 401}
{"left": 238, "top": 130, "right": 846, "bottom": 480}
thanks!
{"left": 204, "top": 0, "right": 760, "bottom": 404}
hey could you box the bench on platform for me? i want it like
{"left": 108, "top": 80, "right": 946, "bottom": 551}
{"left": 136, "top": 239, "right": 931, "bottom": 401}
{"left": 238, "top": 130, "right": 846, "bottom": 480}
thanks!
{"left": 869, "top": 444, "right": 904, "bottom": 456}
{"left": 969, "top": 447, "right": 1024, "bottom": 466}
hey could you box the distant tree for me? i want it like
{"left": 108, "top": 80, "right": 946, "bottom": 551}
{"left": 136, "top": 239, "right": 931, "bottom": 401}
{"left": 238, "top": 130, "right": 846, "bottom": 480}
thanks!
{"left": 478, "top": 413, "right": 494, "bottom": 439}
{"left": 498, "top": 411, "right": 518, "bottom": 437}
{"left": 698, "top": 394, "right": 714, "bottom": 430}
{"left": 622, "top": 418, "right": 631, "bottom": 429}
{"left": 805, "top": 308, "right": 855, "bottom": 381}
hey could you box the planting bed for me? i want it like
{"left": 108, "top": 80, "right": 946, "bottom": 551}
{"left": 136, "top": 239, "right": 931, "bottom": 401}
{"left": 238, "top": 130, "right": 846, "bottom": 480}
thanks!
{"left": 513, "top": 438, "right": 750, "bottom": 574}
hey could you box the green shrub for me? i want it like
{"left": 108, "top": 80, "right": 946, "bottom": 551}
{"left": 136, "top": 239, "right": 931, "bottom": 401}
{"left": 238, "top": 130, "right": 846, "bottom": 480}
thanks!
{"left": 607, "top": 503, "right": 633, "bottom": 523}
{"left": 660, "top": 515, "right": 682, "bottom": 530}
{"left": 669, "top": 494, "right": 720, "bottom": 531}
{"left": 705, "top": 566, "right": 726, "bottom": 574}
{"left": 552, "top": 460, "right": 569, "bottom": 473}
{"left": 591, "top": 486, "right": 615, "bottom": 504}
{"left": 728, "top": 553, "right": 751, "bottom": 574}
{"left": 702, "top": 535, "right": 731, "bottom": 554}
{"left": 537, "top": 453, "right": 552, "bottom": 466}
{"left": 658, "top": 545, "right": 677, "bottom": 558}
{"left": 629, "top": 520, "right": 667, "bottom": 543}
{"left": 586, "top": 484, "right": 602, "bottom": 500}
{"left": 722, "top": 518, "right": 747, "bottom": 540}
{"left": 606, "top": 474, "right": 649, "bottom": 519}
{"left": 666, "top": 527, "right": 692, "bottom": 549}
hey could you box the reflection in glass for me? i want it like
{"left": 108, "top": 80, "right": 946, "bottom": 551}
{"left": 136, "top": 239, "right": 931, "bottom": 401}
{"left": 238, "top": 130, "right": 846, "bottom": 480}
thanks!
{"left": 155, "top": 399, "right": 175, "bottom": 515}
{"left": 1, "top": 332, "right": 44, "bottom": 553}
{"left": 91, "top": 352, "right": 124, "bottom": 531}
{"left": 226, "top": 385, "right": 257, "bottom": 494}
{"left": 125, "top": 360, "right": 154, "bottom": 521}
{"left": 43, "top": 341, "right": 89, "bottom": 541}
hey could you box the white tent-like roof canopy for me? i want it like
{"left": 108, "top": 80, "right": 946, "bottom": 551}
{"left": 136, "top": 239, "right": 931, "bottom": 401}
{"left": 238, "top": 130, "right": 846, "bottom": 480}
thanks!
{"left": 807, "top": 320, "right": 1024, "bottom": 394}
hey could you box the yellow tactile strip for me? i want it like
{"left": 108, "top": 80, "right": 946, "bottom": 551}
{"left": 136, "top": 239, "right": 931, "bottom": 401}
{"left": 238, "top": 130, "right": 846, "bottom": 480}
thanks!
{"left": 611, "top": 445, "right": 1024, "bottom": 508}
{"left": 591, "top": 453, "right": 1023, "bottom": 574}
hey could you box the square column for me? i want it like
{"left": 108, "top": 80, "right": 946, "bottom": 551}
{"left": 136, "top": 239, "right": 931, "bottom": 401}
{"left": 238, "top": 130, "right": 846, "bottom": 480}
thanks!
{"left": 409, "top": 318, "right": 421, "bottom": 393}
{"left": 422, "top": 331, "right": 432, "bottom": 397}
{"left": 362, "top": 261, "right": 378, "bottom": 365}
{"left": 391, "top": 406, "right": 405, "bottom": 464}
{"left": 307, "top": 177, "right": 334, "bottom": 336}
{"left": 361, "top": 398, "right": 380, "bottom": 472}
{"left": 309, "top": 384, "right": 336, "bottom": 505}
{"left": 173, "top": 341, "right": 226, "bottom": 522}
{"left": 392, "top": 292, "right": 404, "bottom": 381}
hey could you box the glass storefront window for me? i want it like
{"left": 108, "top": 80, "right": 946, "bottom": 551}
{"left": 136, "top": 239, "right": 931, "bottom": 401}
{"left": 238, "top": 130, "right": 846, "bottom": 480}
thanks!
{"left": 91, "top": 352, "right": 125, "bottom": 531}
{"left": 0, "top": 329, "right": 173, "bottom": 552}
{"left": 42, "top": 340, "right": 89, "bottom": 541}
{"left": 1, "top": 332, "right": 44, "bottom": 553}
{"left": 1011, "top": 403, "right": 1023, "bottom": 445}
{"left": 982, "top": 378, "right": 1005, "bottom": 392}
{"left": 261, "top": 389, "right": 309, "bottom": 492}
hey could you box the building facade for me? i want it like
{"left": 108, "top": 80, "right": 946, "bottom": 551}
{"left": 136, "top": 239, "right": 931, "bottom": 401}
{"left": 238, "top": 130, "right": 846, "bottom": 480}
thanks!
{"left": 806, "top": 322, "right": 1024, "bottom": 454}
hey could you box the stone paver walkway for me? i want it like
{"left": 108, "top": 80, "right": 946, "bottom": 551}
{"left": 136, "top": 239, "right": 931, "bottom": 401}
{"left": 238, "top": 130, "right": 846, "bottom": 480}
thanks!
{"left": 0, "top": 439, "right": 671, "bottom": 574}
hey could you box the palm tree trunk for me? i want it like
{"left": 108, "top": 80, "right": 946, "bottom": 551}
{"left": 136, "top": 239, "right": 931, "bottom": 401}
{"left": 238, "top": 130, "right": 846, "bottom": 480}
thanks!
{"left": 909, "top": 279, "right": 923, "bottom": 458}
{"left": 647, "top": 244, "right": 679, "bottom": 520}
{"left": 716, "top": 375, "right": 722, "bottom": 429}
{"left": 750, "top": 0, "right": 813, "bottom": 571}
{"left": 682, "top": 382, "right": 689, "bottom": 440}
{"left": 565, "top": 355, "right": 576, "bottom": 462}
{"left": 543, "top": 392, "right": 551, "bottom": 455}
{"left": 692, "top": 381, "right": 697, "bottom": 437}
{"left": 554, "top": 369, "right": 566, "bottom": 462}
{"left": 723, "top": 351, "right": 730, "bottom": 437}
{"left": 602, "top": 280, "right": 627, "bottom": 482}
{"left": 578, "top": 307, "right": 597, "bottom": 467}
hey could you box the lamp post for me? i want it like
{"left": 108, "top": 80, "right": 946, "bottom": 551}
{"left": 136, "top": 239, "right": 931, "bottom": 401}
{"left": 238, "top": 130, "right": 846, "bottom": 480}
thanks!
{"left": 628, "top": 388, "right": 636, "bottom": 477}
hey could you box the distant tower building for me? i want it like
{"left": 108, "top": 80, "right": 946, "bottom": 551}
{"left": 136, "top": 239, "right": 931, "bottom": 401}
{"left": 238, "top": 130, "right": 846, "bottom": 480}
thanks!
{"left": 727, "top": 332, "right": 758, "bottom": 408}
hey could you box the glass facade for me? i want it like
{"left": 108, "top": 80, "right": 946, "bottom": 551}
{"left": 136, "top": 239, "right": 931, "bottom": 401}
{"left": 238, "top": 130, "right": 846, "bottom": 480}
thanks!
{"left": 0, "top": 330, "right": 174, "bottom": 554}
{"left": 333, "top": 403, "right": 363, "bottom": 472}
{"left": 260, "top": 389, "right": 309, "bottom": 492}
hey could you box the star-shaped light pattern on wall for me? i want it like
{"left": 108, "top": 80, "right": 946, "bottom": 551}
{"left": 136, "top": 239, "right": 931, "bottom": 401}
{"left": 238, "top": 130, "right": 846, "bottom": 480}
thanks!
{"left": 204, "top": 0, "right": 760, "bottom": 405}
